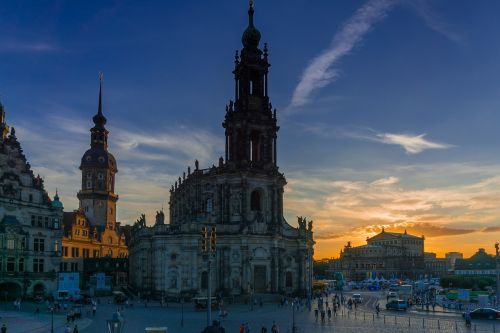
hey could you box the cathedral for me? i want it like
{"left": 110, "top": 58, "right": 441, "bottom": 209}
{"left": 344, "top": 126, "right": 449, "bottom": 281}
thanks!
{"left": 128, "top": 3, "right": 314, "bottom": 299}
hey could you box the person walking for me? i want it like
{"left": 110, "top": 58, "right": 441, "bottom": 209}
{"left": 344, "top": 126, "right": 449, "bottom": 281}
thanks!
{"left": 1, "top": 324, "right": 6, "bottom": 333}
{"left": 64, "top": 324, "right": 71, "bottom": 333}
{"left": 92, "top": 304, "right": 96, "bottom": 316}
{"left": 239, "top": 323, "right": 245, "bottom": 333}
{"left": 244, "top": 322, "right": 250, "bottom": 333}
{"left": 271, "top": 322, "right": 279, "bottom": 333}
{"left": 73, "top": 324, "right": 79, "bottom": 333}
{"left": 260, "top": 325, "right": 267, "bottom": 333}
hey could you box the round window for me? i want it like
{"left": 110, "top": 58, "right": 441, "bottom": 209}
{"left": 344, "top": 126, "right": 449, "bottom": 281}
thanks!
{"left": 98, "top": 156, "right": 105, "bottom": 163}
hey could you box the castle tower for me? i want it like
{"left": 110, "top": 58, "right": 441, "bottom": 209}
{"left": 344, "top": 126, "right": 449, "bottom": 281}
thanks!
{"left": 77, "top": 75, "right": 118, "bottom": 228}
{"left": 223, "top": 0, "right": 279, "bottom": 171}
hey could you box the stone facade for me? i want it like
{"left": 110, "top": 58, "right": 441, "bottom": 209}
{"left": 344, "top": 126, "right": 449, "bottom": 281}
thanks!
{"left": 60, "top": 81, "right": 128, "bottom": 290}
{"left": 0, "top": 103, "right": 63, "bottom": 298}
{"left": 128, "top": 3, "right": 314, "bottom": 299}
{"left": 424, "top": 252, "right": 449, "bottom": 277}
{"left": 332, "top": 229, "right": 425, "bottom": 281}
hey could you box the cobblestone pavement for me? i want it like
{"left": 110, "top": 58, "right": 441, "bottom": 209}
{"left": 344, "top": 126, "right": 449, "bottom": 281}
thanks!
{"left": 80, "top": 299, "right": 497, "bottom": 333}
{"left": 0, "top": 297, "right": 497, "bottom": 333}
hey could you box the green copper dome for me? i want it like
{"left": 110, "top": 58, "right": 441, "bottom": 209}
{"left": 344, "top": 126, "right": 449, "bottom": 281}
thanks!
{"left": 52, "top": 191, "right": 63, "bottom": 209}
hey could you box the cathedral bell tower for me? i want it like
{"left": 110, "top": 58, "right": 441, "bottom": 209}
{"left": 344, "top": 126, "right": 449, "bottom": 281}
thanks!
{"left": 223, "top": 0, "right": 279, "bottom": 171}
{"left": 77, "top": 75, "right": 118, "bottom": 228}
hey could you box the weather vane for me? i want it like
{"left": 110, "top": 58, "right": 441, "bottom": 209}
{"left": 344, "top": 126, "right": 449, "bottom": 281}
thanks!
{"left": 249, "top": 0, "right": 254, "bottom": 9}
{"left": 99, "top": 71, "right": 104, "bottom": 82}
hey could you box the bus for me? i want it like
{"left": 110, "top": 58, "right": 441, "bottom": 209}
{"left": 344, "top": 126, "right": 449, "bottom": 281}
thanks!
{"left": 397, "top": 285, "right": 413, "bottom": 302}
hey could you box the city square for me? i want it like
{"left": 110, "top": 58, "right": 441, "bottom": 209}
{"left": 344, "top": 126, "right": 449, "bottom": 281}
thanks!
{"left": 0, "top": 291, "right": 497, "bottom": 333}
{"left": 1, "top": 1, "right": 500, "bottom": 332}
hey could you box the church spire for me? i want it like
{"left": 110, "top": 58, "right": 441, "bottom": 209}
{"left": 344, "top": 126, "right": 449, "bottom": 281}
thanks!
{"left": 92, "top": 72, "right": 107, "bottom": 128}
{"left": 90, "top": 73, "right": 109, "bottom": 149}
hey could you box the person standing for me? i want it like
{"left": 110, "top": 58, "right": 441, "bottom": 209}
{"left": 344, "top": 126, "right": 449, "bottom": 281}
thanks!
{"left": 1, "top": 324, "right": 6, "bottom": 333}
{"left": 73, "top": 325, "right": 79, "bottom": 333}
{"left": 271, "top": 322, "right": 279, "bottom": 333}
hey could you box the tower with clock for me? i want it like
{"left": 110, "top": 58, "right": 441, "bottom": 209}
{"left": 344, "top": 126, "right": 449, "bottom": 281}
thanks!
{"left": 77, "top": 77, "right": 118, "bottom": 229}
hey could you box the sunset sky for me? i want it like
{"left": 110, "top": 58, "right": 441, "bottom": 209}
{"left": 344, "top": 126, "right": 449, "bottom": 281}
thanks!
{"left": 1, "top": 0, "right": 499, "bottom": 259}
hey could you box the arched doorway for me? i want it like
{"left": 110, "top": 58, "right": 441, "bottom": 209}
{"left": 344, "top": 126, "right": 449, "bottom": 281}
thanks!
{"left": 33, "top": 283, "right": 46, "bottom": 297}
{"left": 0, "top": 282, "right": 22, "bottom": 300}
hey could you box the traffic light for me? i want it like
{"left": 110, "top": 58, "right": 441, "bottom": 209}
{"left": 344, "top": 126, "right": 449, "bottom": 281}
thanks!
{"left": 210, "top": 226, "right": 216, "bottom": 254}
{"left": 201, "top": 226, "right": 208, "bottom": 252}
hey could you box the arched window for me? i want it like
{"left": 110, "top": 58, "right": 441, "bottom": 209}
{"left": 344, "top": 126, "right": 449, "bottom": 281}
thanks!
{"left": 250, "top": 190, "right": 261, "bottom": 211}
{"left": 108, "top": 236, "right": 113, "bottom": 244}
{"left": 201, "top": 271, "right": 208, "bottom": 289}
{"left": 206, "top": 198, "right": 213, "bottom": 213}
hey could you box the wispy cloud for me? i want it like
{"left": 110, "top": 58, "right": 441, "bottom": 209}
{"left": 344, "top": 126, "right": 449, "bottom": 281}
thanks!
{"left": 374, "top": 132, "right": 453, "bottom": 154}
{"left": 0, "top": 40, "right": 60, "bottom": 53}
{"left": 302, "top": 124, "right": 453, "bottom": 154}
{"left": 289, "top": 0, "right": 396, "bottom": 109}
{"left": 406, "top": 0, "right": 462, "bottom": 43}
{"left": 343, "top": 127, "right": 453, "bottom": 154}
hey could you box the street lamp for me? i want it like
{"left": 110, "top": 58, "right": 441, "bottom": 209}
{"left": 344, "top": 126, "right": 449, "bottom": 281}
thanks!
{"left": 106, "top": 311, "right": 125, "bottom": 333}
{"left": 180, "top": 298, "right": 184, "bottom": 327}
{"left": 50, "top": 306, "right": 54, "bottom": 333}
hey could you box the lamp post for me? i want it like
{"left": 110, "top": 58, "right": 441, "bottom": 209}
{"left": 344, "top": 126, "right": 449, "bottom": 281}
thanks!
{"left": 180, "top": 298, "right": 184, "bottom": 327}
{"left": 106, "top": 311, "right": 125, "bottom": 333}
{"left": 495, "top": 243, "right": 499, "bottom": 305}
{"left": 50, "top": 305, "right": 54, "bottom": 333}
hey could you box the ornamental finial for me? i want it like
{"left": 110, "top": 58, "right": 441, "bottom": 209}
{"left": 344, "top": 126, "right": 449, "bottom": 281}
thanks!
{"left": 249, "top": 0, "right": 254, "bottom": 9}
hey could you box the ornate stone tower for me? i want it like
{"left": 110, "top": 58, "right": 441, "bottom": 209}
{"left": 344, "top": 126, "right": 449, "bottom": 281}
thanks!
{"left": 77, "top": 77, "right": 118, "bottom": 228}
{"left": 223, "top": 0, "right": 279, "bottom": 171}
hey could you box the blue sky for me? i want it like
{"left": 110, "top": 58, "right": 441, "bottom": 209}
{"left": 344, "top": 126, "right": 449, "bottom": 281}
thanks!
{"left": 2, "top": 0, "right": 500, "bottom": 258}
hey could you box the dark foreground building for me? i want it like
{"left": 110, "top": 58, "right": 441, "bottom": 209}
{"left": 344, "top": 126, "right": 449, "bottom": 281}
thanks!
{"left": 129, "top": 2, "right": 314, "bottom": 299}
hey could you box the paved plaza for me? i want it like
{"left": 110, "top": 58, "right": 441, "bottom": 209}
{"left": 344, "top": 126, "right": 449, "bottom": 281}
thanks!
{"left": 0, "top": 292, "right": 497, "bottom": 333}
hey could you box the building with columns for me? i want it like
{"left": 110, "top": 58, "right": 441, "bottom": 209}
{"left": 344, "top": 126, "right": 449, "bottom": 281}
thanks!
{"left": 0, "top": 102, "right": 63, "bottom": 299}
{"left": 60, "top": 80, "right": 128, "bottom": 291}
{"left": 128, "top": 3, "right": 314, "bottom": 299}
{"left": 330, "top": 229, "right": 425, "bottom": 281}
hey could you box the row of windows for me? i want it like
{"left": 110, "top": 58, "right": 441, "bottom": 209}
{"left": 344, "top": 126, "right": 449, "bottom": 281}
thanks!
{"left": 62, "top": 246, "right": 125, "bottom": 258}
{"left": 2, "top": 237, "right": 56, "bottom": 252}
{"left": 31, "top": 215, "right": 60, "bottom": 229}
{"left": 0, "top": 258, "right": 44, "bottom": 273}
{"left": 59, "top": 262, "right": 78, "bottom": 272}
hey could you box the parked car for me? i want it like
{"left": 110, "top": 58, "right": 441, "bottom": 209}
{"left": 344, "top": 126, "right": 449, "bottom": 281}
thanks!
{"left": 463, "top": 308, "right": 500, "bottom": 320}
{"left": 352, "top": 294, "right": 363, "bottom": 303}
{"left": 386, "top": 299, "right": 408, "bottom": 311}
